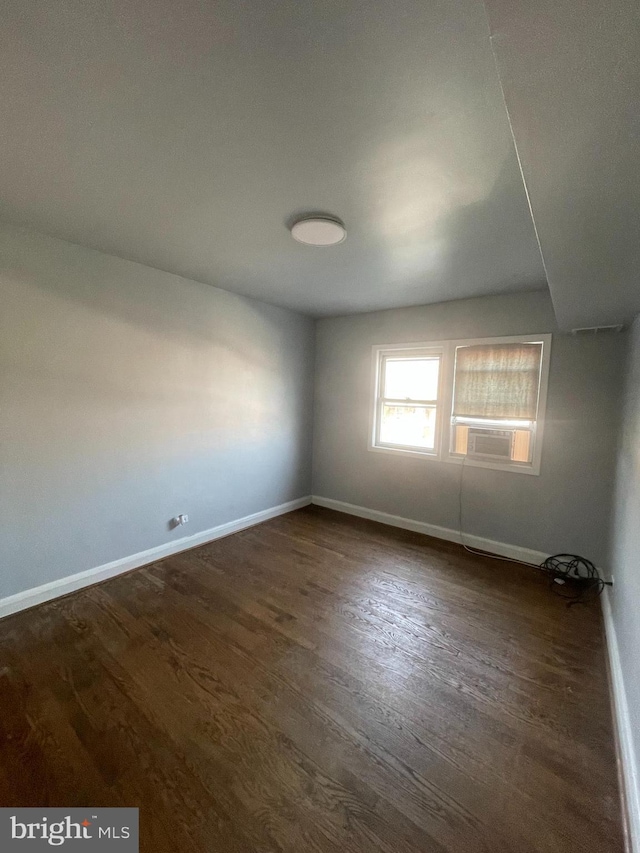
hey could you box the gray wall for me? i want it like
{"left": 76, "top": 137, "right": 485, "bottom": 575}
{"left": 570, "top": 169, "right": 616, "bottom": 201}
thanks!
{"left": 610, "top": 313, "right": 640, "bottom": 802}
{"left": 0, "top": 225, "right": 315, "bottom": 599}
{"left": 313, "top": 290, "right": 625, "bottom": 565}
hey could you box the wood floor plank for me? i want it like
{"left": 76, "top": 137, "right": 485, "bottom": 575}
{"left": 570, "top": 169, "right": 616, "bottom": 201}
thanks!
{"left": 0, "top": 505, "right": 624, "bottom": 852}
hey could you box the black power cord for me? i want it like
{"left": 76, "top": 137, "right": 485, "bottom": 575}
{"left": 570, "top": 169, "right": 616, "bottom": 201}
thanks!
{"left": 539, "top": 554, "right": 611, "bottom": 606}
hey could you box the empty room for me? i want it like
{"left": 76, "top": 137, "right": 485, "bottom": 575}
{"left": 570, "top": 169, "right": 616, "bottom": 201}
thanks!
{"left": 1, "top": 1, "right": 639, "bottom": 851}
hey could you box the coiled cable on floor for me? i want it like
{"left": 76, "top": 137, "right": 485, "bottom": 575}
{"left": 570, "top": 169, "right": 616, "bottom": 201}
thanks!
{"left": 539, "top": 554, "right": 610, "bottom": 606}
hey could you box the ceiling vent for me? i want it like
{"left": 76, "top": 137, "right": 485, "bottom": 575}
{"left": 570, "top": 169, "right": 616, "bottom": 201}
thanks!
{"left": 571, "top": 324, "right": 624, "bottom": 335}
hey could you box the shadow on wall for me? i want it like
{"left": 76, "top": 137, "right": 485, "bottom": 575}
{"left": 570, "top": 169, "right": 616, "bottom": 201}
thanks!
{"left": 1, "top": 230, "right": 317, "bottom": 470}
{"left": 0, "top": 224, "right": 315, "bottom": 451}
{"left": 0, "top": 222, "right": 302, "bottom": 355}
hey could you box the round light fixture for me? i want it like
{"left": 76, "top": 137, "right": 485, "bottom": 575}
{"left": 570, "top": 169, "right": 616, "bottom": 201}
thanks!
{"left": 290, "top": 216, "right": 346, "bottom": 246}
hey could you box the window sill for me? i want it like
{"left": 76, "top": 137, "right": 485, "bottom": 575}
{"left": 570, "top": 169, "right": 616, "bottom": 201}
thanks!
{"left": 368, "top": 444, "right": 439, "bottom": 461}
{"left": 368, "top": 444, "right": 540, "bottom": 475}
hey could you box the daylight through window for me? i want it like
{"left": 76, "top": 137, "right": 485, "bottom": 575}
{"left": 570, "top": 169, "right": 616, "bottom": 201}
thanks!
{"left": 371, "top": 336, "right": 550, "bottom": 474}
{"left": 376, "top": 353, "right": 441, "bottom": 452}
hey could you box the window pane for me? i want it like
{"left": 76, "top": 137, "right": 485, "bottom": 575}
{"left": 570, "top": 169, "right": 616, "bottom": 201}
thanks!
{"left": 379, "top": 405, "right": 436, "bottom": 449}
{"left": 512, "top": 429, "right": 532, "bottom": 463}
{"left": 453, "top": 424, "right": 469, "bottom": 455}
{"left": 384, "top": 357, "right": 439, "bottom": 401}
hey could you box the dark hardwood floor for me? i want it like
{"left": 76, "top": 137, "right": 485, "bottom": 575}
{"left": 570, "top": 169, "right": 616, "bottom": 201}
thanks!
{"left": 0, "top": 506, "right": 623, "bottom": 852}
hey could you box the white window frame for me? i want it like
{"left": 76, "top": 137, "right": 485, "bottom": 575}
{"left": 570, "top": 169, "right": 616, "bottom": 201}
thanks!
{"left": 371, "top": 345, "right": 445, "bottom": 459}
{"left": 369, "top": 334, "right": 552, "bottom": 475}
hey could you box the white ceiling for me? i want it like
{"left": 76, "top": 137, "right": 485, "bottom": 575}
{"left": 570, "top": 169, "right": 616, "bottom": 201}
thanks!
{"left": 0, "top": 0, "right": 545, "bottom": 317}
{"left": 1, "top": 2, "right": 637, "bottom": 325}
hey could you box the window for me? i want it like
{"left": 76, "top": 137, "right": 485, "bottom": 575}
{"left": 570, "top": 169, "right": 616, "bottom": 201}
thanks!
{"left": 373, "top": 349, "right": 442, "bottom": 454}
{"left": 450, "top": 341, "right": 543, "bottom": 466}
{"left": 370, "top": 335, "right": 551, "bottom": 474}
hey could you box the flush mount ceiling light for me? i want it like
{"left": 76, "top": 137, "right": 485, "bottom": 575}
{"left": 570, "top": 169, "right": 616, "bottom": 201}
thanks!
{"left": 290, "top": 216, "right": 346, "bottom": 246}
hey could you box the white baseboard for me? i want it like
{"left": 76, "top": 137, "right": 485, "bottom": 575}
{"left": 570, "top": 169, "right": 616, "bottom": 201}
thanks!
{"left": 311, "top": 495, "right": 548, "bottom": 565}
{"left": 602, "top": 589, "right": 640, "bottom": 853}
{"left": 0, "top": 496, "right": 312, "bottom": 621}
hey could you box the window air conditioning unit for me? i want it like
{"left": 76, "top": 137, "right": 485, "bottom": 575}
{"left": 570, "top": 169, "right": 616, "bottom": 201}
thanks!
{"left": 467, "top": 427, "right": 514, "bottom": 461}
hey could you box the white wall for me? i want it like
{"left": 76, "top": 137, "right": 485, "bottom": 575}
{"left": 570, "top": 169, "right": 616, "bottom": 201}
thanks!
{"left": 610, "top": 314, "right": 640, "bottom": 847}
{"left": 313, "top": 290, "right": 625, "bottom": 565}
{"left": 0, "top": 225, "right": 315, "bottom": 599}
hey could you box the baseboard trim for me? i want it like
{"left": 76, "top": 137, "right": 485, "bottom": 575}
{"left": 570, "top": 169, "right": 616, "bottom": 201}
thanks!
{"left": 602, "top": 589, "right": 640, "bottom": 853}
{"left": 0, "top": 496, "right": 312, "bottom": 621}
{"left": 311, "top": 495, "right": 549, "bottom": 565}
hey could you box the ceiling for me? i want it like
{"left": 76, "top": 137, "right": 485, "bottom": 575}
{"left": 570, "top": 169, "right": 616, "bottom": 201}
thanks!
{"left": 484, "top": 0, "right": 640, "bottom": 330}
{"left": 1, "top": 2, "right": 637, "bottom": 325}
{"left": 0, "top": 0, "right": 545, "bottom": 317}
